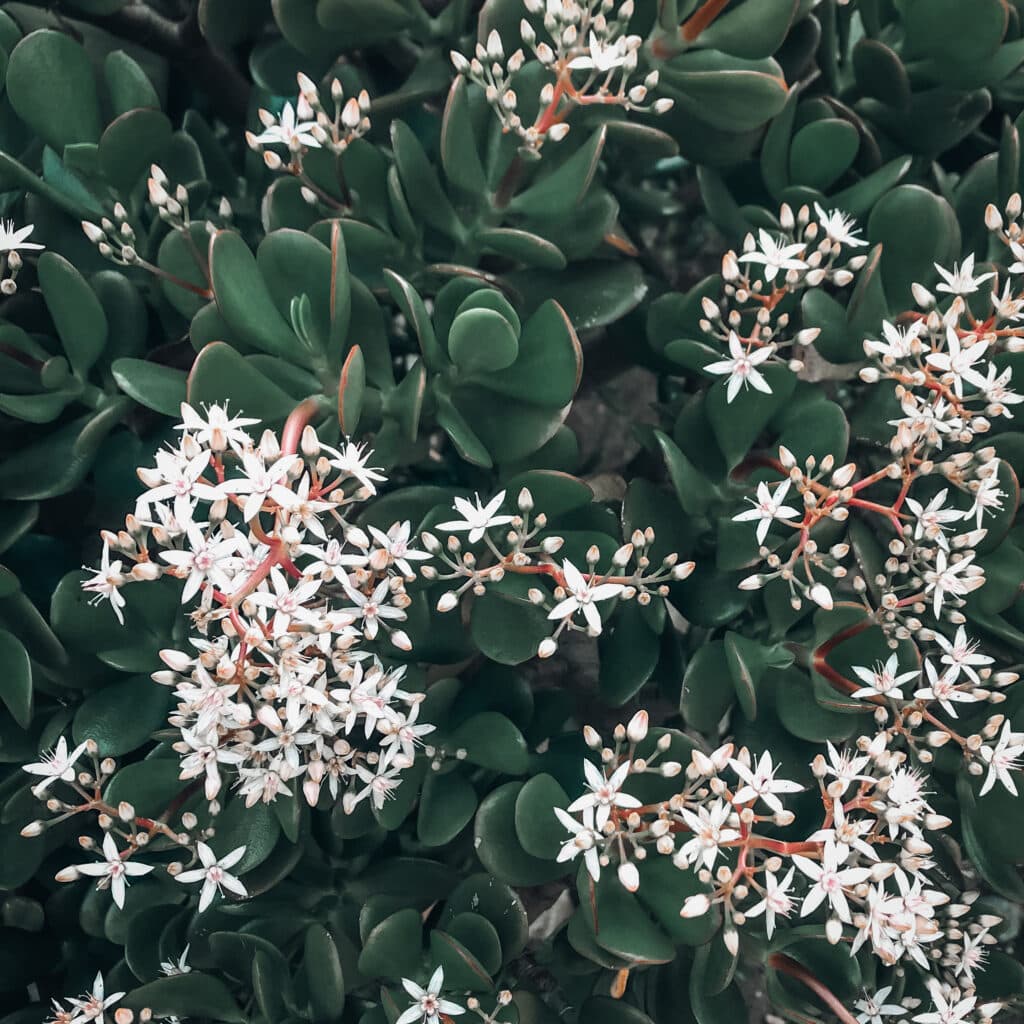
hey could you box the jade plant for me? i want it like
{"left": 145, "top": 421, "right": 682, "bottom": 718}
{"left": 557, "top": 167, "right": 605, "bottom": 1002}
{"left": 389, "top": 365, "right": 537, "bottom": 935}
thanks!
{"left": 3, "top": 3, "right": 1024, "bottom": 1024}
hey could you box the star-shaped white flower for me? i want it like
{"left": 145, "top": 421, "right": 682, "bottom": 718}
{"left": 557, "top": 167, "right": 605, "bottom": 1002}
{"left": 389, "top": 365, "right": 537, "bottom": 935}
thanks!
{"left": 932, "top": 626, "right": 992, "bottom": 684}
{"left": 554, "top": 805, "right": 602, "bottom": 882}
{"left": 934, "top": 254, "right": 995, "bottom": 296}
{"left": 567, "top": 759, "right": 641, "bottom": 830}
{"left": 324, "top": 440, "right": 387, "bottom": 495}
{"left": 850, "top": 654, "right": 918, "bottom": 701}
{"left": 730, "top": 751, "right": 802, "bottom": 813}
{"left": 738, "top": 229, "right": 808, "bottom": 282}
{"left": 175, "top": 842, "right": 248, "bottom": 912}
{"left": 547, "top": 559, "right": 624, "bottom": 636}
{"left": 814, "top": 204, "right": 866, "bottom": 247}
{"left": 979, "top": 720, "right": 1024, "bottom": 797}
{"left": 74, "top": 832, "right": 153, "bottom": 908}
{"left": 176, "top": 403, "right": 257, "bottom": 452}
{"left": 704, "top": 331, "right": 774, "bottom": 403}
{"left": 925, "top": 327, "right": 989, "bottom": 397}
{"left": 733, "top": 479, "right": 800, "bottom": 545}
{"left": 924, "top": 550, "right": 983, "bottom": 618}
{"left": 792, "top": 840, "right": 871, "bottom": 922}
{"left": 0, "top": 220, "right": 44, "bottom": 252}
{"left": 65, "top": 973, "right": 124, "bottom": 1024}
{"left": 904, "top": 488, "right": 963, "bottom": 550}
{"left": 396, "top": 967, "right": 465, "bottom": 1024}
{"left": 854, "top": 986, "right": 906, "bottom": 1024}
{"left": 81, "top": 541, "right": 129, "bottom": 624}
{"left": 912, "top": 985, "right": 979, "bottom": 1024}
{"left": 436, "top": 491, "right": 514, "bottom": 543}
{"left": 914, "top": 660, "right": 977, "bottom": 718}
{"left": 677, "top": 799, "right": 741, "bottom": 870}
{"left": 23, "top": 736, "right": 90, "bottom": 795}
{"left": 568, "top": 32, "right": 630, "bottom": 71}
{"left": 251, "top": 102, "right": 320, "bottom": 151}
{"left": 744, "top": 867, "right": 795, "bottom": 938}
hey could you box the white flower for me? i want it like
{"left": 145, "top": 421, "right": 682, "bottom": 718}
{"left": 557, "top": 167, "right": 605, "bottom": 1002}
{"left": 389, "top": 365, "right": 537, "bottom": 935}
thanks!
{"left": 737, "top": 229, "right": 808, "bottom": 282}
{"left": 954, "top": 930, "right": 990, "bottom": 986}
{"left": 850, "top": 654, "right": 918, "bottom": 701}
{"left": 547, "top": 559, "right": 624, "bottom": 635}
{"left": 554, "top": 805, "right": 601, "bottom": 881}
{"left": 968, "top": 469, "right": 1005, "bottom": 529}
{"left": 932, "top": 626, "right": 992, "bottom": 684}
{"left": 905, "top": 489, "right": 963, "bottom": 550}
{"left": 138, "top": 448, "right": 221, "bottom": 525}
{"left": 934, "top": 254, "right": 995, "bottom": 296}
{"left": 396, "top": 967, "right": 465, "bottom": 1024}
{"left": 924, "top": 550, "right": 984, "bottom": 618}
{"left": 676, "top": 800, "right": 740, "bottom": 870}
{"left": 567, "top": 759, "right": 641, "bottom": 830}
{"left": 175, "top": 842, "right": 248, "bottom": 912}
{"left": 367, "top": 521, "right": 431, "bottom": 578}
{"left": 0, "top": 220, "right": 44, "bottom": 252}
{"left": 854, "top": 986, "right": 905, "bottom": 1024}
{"left": 704, "top": 331, "right": 774, "bottom": 403}
{"left": 744, "top": 867, "right": 795, "bottom": 938}
{"left": 325, "top": 440, "right": 387, "bottom": 495}
{"left": 160, "top": 945, "right": 192, "bottom": 976}
{"left": 925, "top": 328, "right": 989, "bottom": 397}
{"left": 65, "top": 974, "right": 124, "bottom": 1024}
{"left": 272, "top": 474, "right": 335, "bottom": 540}
{"left": 914, "top": 660, "right": 977, "bottom": 718}
{"left": 23, "top": 736, "right": 89, "bottom": 794}
{"left": 436, "top": 491, "right": 514, "bottom": 543}
{"left": 176, "top": 403, "right": 257, "bottom": 452}
{"left": 821, "top": 741, "right": 873, "bottom": 796}
{"left": 808, "top": 799, "right": 877, "bottom": 862}
{"left": 568, "top": 32, "right": 629, "bottom": 71}
{"left": 792, "top": 840, "right": 871, "bottom": 922}
{"left": 229, "top": 450, "right": 300, "bottom": 522}
{"left": 912, "top": 985, "right": 978, "bottom": 1024}
{"left": 81, "top": 541, "right": 129, "bottom": 623}
{"left": 159, "top": 523, "right": 237, "bottom": 602}
{"left": 865, "top": 320, "right": 922, "bottom": 361}
{"left": 73, "top": 832, "right": 153, "bottom": 908}
{"left": 251, "top": 102, "right": 320, "bottom": 150}
{"left": 732, "top": 480, "right": 800, "bottom": 545}
{"left": 342, "top": 578, "right": 406, "bottom": 640}
{"left": 730, "top": 751, "right": 802, "bottom": 813}
{"left": 979, "top": 720, "right": 1024, "bottom": 796}
{"left": 249, "top": 567, "right": 322, "bottom": 636}
{"left": 814, "top": 204, "right": 866, "bottom": 247}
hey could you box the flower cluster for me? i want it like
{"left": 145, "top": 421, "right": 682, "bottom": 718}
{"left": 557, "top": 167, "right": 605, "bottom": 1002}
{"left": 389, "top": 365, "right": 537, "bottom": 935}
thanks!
{"left": 699, "top": 202, "right": 870, "bottom": 402}
{"left": 725, "top": 204, "right": 1024, "bottom": 788}
{"left": 450, "top": 0, "right": 672, "bottom": 151}
{"left": 556, "top": 715, "right": 1006, "bottom": 1024}
{"left": 245, "top": 71, "right": 371, "bottom": 209}
{"left": 397, "top": 967, "right": 512, "bottom": 1024}
{"left": 80, "top": 400, "right": 433, "bottom": 814}
{"left": 20, "top": 736, "right": 249, "bottom": 921}
{"left": 421, "top": 489, "right": 694, "bottom": 657}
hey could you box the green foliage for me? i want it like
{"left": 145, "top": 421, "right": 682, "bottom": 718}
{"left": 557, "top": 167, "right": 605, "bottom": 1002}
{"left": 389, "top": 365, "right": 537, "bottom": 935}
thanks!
{"left": 0, "top": 3, "right": 1023, "bottom": 1024}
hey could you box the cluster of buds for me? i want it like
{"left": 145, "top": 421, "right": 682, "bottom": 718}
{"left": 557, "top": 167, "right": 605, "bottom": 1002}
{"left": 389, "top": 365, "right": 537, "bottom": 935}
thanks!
{"left": 555, "top": 716, "right": 1005, "bottom": 1024}
{"left": 699, "top": 202, "right": 870, "bottom": 401}
{"left": 80, "top": 167, "right": 228, "bottom": 302}
{"left": 80, "top": 400, "right": 436, "bottom": 814}
{"left": 450, "top": 0, "right": 672, "bottom": 152}
{"left": 420, "top": 488, "right": 694, "bottom": 658}
{"left": 81, "top": 202, "right": 142, "bottom": 268}
{"left": 245, "top": 71, "right": 371, "bottom": 210}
